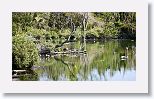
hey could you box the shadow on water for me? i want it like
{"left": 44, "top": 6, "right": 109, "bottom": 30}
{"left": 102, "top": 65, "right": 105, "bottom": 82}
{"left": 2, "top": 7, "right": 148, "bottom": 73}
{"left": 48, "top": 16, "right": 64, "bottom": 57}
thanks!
{"left": 16, "top": 39, "right": 136, "bottom": 81}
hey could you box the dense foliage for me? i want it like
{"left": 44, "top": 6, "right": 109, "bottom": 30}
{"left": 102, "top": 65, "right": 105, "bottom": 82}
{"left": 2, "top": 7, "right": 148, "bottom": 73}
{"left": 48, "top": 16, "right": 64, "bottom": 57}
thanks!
{"left": 93, "top": 12, "right": 136, "bottom": 39}
{"left": 12, "top": 34, "right": 39, "bottom": 69}
{"left": 12, "top": 12, "right": 136, "bottom": 39}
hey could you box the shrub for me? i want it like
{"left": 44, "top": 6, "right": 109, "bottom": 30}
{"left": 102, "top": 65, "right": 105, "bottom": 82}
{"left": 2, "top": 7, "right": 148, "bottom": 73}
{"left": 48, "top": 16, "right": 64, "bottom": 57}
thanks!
{"left": 86, "top": 27, "right": 102, "bottom": 38}
{"left": 12, "top": 34, "right": 39, "bottom": 69}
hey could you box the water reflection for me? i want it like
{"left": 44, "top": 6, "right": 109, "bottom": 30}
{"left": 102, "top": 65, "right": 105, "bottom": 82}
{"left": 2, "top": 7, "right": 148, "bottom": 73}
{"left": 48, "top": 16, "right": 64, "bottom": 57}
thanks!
{"left": 18, "top": 40, "right": 136, "bottom": 81}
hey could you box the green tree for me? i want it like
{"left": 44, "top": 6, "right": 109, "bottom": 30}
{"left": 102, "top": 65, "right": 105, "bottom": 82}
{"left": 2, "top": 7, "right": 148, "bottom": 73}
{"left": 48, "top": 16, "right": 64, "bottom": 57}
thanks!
{"left": 12, "top": 34, "right": 39, "bottom": 69}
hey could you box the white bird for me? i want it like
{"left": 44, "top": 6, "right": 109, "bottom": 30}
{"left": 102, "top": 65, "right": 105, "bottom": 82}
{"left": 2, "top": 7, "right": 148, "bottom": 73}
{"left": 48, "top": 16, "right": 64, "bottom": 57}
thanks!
{"left": 120, "top": 47, "right": 128, "bottom": 60}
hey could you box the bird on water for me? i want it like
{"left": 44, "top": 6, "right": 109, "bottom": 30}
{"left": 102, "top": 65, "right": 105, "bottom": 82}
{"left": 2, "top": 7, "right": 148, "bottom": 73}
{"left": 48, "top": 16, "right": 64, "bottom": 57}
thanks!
{"left": 120, "top": 47, "right": 128, "bottom": 60}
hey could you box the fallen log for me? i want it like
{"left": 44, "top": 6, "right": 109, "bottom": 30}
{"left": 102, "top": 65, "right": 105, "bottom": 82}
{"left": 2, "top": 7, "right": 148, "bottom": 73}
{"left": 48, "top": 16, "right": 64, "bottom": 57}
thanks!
{"left": 13, "top": 70, "right": 26, "bottom": 73}
{"left": 12, "top": 74, "right": 31, "bottom": 78}
{"left": 51, "top": 50, "right": 87, "bottom": 55}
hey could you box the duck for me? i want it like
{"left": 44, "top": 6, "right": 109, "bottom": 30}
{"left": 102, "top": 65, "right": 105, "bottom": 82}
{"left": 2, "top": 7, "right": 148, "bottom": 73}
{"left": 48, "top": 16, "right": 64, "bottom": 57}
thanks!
{"left": 121, "top": 55, "right": 128, "bottom": 59}
{"left": 120, "top": 47, "right": 128, "bottom": 60}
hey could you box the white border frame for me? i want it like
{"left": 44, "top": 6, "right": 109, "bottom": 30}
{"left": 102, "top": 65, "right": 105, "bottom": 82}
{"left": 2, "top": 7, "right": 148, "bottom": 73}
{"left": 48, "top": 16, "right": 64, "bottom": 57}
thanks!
{"left": 0, "top": 0, "right": 148, "bottom": 93}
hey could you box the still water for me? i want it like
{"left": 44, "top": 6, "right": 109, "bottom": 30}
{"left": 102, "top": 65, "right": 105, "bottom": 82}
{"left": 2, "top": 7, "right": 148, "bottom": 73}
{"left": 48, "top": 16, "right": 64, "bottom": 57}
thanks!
{"left": 16, "top": 40, "right": 136, "bottom": 81}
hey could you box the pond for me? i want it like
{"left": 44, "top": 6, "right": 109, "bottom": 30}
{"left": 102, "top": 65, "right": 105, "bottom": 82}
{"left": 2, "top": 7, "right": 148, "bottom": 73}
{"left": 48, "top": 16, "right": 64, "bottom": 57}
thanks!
{"left": 13, "top": 40, "right": 136, "bottom": 81}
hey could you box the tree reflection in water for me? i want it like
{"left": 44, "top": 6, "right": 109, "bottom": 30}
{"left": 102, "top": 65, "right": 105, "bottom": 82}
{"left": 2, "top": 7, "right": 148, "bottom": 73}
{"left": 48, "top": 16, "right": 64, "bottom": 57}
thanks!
{"left": 18, "top": 40, "right": 136, "bottom": 81}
